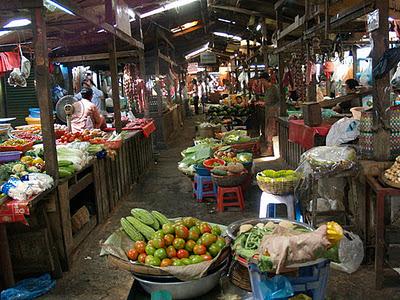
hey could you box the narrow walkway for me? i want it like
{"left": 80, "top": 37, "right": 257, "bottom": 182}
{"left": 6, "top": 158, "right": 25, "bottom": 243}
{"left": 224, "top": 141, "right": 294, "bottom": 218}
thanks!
{"left": 41, "top": 116, "right": 400, "bottom": 299}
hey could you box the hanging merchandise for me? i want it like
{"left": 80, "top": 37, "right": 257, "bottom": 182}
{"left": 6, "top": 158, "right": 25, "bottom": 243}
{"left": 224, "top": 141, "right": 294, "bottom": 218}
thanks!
{"left": 20, "top": 46, "right": 31, "bottom": 79}
{"left": 323, "top": 60, "right": 334, "bottom": 81}
{"left": 373, "top": 47, "right": 400, "bottom": 79}
{"left": 8, "top": 68, "right": 27, "bottom": 87}
{"left": 306, "top": 61, "right": 316, "bottom": 85}
{"left": 0, "top": 51, "right": 21, "bottom": 75}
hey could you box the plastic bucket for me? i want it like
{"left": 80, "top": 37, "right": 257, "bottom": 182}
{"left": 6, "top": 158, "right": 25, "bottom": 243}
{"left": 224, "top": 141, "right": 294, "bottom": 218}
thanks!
{"left": 29, "top": 108, "right": 40, "bottom": 118}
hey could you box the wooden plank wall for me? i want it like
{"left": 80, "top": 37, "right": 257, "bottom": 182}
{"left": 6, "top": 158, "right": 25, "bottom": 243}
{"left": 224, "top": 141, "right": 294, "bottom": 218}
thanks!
{"left": 94, "top": 131, "right": 153, "bottom": 220}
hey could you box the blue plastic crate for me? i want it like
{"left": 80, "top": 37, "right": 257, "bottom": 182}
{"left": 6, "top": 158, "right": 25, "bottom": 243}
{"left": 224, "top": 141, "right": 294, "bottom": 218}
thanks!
{"left": 248, "top": 259, "right": 330, "bottom": 300}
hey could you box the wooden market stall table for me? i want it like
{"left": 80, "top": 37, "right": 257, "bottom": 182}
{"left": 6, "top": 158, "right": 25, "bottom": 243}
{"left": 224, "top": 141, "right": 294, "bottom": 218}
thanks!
{"left": 56, "top": 130, "right": 154, "bottom": 269}
{"left": 278, "top": 118, "right": 333, "bottom": 168}
{"left": 0, "top": 187, "right": 60, "bottom": 289}
{"left": 0, "top": 130, "right": 154, "bottom": 287}
{"left": 365, "top": 175, "right": 400, "bottom": 289}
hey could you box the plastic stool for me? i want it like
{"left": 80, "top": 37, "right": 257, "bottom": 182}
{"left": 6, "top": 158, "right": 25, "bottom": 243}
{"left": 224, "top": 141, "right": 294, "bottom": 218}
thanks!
{"left": 249, "top": 259, "right": 330, "bottom": 300}
{"left": 193, "top": 174, "right": 217, "bottom": 202}
{"left": 259, "top": 192, "right": 295, "bottom": 220}
{"left": 217, "top": 186, "right": 244, "bottom": 212}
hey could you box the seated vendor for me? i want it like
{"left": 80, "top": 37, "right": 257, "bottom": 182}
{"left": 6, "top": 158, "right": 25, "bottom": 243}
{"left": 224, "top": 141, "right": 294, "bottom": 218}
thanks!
{"left": 333, "top": 79, "right": 360, "bottom": 113}
{"left": 71, "top": 88, "right": 106, "bottom": 133}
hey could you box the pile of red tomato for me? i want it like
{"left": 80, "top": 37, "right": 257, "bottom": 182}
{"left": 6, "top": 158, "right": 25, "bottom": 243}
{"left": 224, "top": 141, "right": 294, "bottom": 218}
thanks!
{"left": 58, "top": 132, "right": 91, "bottom": 143}
{"left": 127, "top": 218, "right": 226, "bottom": 267}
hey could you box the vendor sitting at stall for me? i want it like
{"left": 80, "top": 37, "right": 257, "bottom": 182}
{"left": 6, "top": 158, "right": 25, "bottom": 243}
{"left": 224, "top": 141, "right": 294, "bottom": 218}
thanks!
{"left": 333, "top": 79, "right": 360, "bottom": 113}
{"left": 71, "top": 88, "right": 105, "bottom": 133}
{"left": 259, "top": 72, "right": 280, "bottom": 156}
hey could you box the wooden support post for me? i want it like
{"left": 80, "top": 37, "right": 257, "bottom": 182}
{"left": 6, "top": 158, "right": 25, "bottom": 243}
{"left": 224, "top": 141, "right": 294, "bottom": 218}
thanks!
{"left": 0, "top": 224, "right": 14, "bottom": 288}
{"left": 352, "top": 45, "right": 358, "bottom": 78}
{"left": 109, "top": 37, "right": 122, "bottom": 133}
{"left": 33, "top": 7, "right": 58, "bottom": 179}
{"left": 324, "top": 0, "right": 330, "bottom": 40}
{"left": 373, "top": 0, "right": 390, "bottom": 160}
{"left": 155, "top": 30, "right": 160, "bottom": 76}
{"left": 276, "top": 9, "right": 287, "bottom": 116}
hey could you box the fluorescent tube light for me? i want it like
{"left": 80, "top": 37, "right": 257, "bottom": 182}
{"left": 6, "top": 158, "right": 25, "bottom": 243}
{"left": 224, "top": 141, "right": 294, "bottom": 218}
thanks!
{"left": 4, "top": 19, "right": 31, "bottom": 28}
{"left": 44, "top": 0, "right": 75, "bottom": 15}
{"left": 140, "top": 0, "right": 198, "bottom": 18}
{"left": 0, "top": 31, "right": 11, "bottom": 37}
{"left": 212, "top": 32, "right": 242, "bottom": 41}
{"left": 171, "top": 20, "right": 199, "bottom": 33}
{"left": 185, "top": 42, "right": 209, "bottom": 59}
{"left": 256, "top": 24, "right": 261, "bottom": 31}
{"left": 217, "top": 18, "right": 235, "bottom": 24}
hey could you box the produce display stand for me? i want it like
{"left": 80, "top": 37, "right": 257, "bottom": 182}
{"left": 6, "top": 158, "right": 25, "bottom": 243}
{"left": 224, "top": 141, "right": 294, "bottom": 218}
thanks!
{"left": 1, "top": 188, "right": 61, "bottom": 289}
{"left": 55, "top": 131, "right": 153, "bottom": 269}
{"left": 0, "top": 0, "right": 150, "bottom": 288}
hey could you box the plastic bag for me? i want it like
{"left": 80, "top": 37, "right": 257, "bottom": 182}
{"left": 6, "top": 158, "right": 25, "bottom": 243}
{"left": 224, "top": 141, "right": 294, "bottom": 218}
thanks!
{"left": 331, "top": 231, "right": 364, "bottom": 274}
{"left": 20, "top": 47, "right": 31, "bottom": 79}
{"left": 326, "top": 117, "right": 360, "bottom": 146}
{"left": 0, "top": 273, "right": 55, "bottom": 300}
{"left": 8, "top": 68, "right": 27, "bottom": 88}
{"left": 296, "top": 146, "right": 357, "bottom": 178}
{"left": 249, "top": 264, "right": 294, "bottom": 300}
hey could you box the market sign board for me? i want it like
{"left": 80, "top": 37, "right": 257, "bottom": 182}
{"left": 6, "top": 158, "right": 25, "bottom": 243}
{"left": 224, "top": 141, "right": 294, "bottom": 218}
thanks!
{"left": 188, "top": 62, "right": 199, "bottom": 74}
{"left": 115, "top": 0, "right": 131, "bottom": 36}
{"left": 367, "top": 9, "right": 379, "bottom": 32}
{"left": 200, "top": 52, "right": 217, "bottom": 65}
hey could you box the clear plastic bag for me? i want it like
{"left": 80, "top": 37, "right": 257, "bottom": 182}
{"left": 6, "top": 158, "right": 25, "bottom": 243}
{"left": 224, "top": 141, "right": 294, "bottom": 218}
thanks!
{"left": 8, "top": 68, "right": 27, "bottom": 88}
{"left": 0, "top": 273, "right": 55, "bottom": 300}
{"left": 331, "top": 231, "right": 364, "bottom": 274}
{"left": 296, "top": 146, "right": 357, "bottom": 178}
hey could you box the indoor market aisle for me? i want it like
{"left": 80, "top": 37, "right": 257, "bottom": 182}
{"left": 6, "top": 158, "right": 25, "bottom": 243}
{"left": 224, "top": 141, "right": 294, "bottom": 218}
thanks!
{"left": 40, "top": 117, "right": 400, "bottom": 299}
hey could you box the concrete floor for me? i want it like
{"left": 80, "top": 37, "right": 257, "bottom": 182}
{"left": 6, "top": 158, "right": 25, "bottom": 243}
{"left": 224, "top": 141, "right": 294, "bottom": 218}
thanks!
{"left": 40, "top": 116, "right": 400, "bottom": 300}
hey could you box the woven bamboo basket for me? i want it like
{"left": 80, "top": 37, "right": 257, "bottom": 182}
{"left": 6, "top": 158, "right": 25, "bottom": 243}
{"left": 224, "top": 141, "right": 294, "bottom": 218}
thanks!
{"left": 256, "top": 176, "right": 298, "bottom": 195}
{"left": 212, "top": 171, "right": 248, "bottom": 187}
{"left": 107, "top": 246, "right": 231, "bottom": 277}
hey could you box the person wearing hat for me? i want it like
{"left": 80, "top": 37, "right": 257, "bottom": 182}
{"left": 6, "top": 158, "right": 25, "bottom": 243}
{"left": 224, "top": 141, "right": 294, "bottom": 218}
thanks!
{"left": 71, "top": 87, "right": 105, "bottom": 132}
{"left": 259, "top": 71, "right": 280, "bottom": 156}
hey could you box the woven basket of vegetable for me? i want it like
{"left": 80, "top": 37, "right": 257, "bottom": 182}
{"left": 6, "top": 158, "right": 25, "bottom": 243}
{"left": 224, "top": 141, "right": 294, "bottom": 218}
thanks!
{"left": 212, "top": 170, "right": 248, "bottom": 187}
{"left": 256, "top": 170, "right": 300, "bottom": 195}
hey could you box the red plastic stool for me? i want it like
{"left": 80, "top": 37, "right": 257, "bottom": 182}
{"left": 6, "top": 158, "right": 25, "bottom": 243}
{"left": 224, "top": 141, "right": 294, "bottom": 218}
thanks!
{"left": 217, "top": 186, "right": 245, "bottom": 212}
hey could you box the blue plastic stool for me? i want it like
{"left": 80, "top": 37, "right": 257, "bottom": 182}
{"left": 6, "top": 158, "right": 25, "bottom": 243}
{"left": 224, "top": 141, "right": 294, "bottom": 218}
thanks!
{"left": 249, "top": 259, "right": 330, "bottom": 300}
{"left": 262, "top": 194, "right": 303, "bottom": 222}
{"left": 193, "top": 174, "right": 217, "bottom": 202}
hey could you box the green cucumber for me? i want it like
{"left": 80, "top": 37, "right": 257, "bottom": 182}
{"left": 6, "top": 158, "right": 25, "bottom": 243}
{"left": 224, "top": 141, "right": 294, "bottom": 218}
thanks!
{"left": 58, "top": 160, "right": 73, "bottom": 167}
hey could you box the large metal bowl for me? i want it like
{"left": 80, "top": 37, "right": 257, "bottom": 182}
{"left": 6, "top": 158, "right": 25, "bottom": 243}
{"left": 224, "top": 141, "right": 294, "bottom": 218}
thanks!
{"left": 226, "top": 217, "right": 314, "bottom": 240}
{"left": 132, "top": 260, "right": 228, "bottom": 299}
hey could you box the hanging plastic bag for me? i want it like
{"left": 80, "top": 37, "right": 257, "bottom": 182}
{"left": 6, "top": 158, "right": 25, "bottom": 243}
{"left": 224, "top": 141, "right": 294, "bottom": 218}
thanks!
{"left": 331, "top": 231, "right": 364, "bottom": 274}
{"left": 8, "top": 68, "right": 27, "bottom": 87}
{"left": 0, "top": 273, "right": 55, "bottom": 300}
{"left": 19, "top": 46, "right": 31, "bottom": 79}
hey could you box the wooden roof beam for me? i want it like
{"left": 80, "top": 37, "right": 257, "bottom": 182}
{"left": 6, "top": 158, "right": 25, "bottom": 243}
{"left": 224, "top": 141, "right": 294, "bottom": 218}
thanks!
{"left": 275, "top": 0, "right": 304, "bottom": 10}
{"left": 157, "top": 28, "right": 175, "bottom": 50}
{"left": 52, "top": 0, "right": 144, "bottom": 49}
{"left": 158, "top": 50, "right": 177, "bottom": 66}
{"left": 51, "top": 50, "right": 138, "bottom": 63}
{"left": 0, "top": 0, "right": 42, "bottom": 9}
{"left": 211, "top": 5, "right": 293, "bottom": 23}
